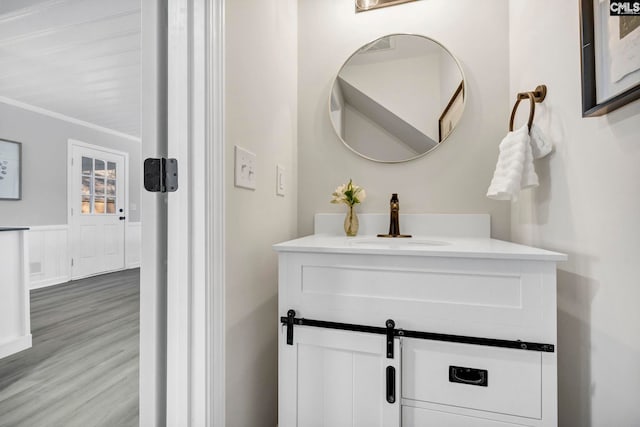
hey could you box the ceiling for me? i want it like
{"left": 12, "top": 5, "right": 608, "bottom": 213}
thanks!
{"left": 0, "top": 0, "right": 141, "bottom": 138}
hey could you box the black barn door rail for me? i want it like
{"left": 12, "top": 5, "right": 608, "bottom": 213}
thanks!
{"left": 281, "top": 309, "right": 555, "bottom": 358}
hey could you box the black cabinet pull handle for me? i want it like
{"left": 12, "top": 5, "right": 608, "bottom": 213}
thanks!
{"left": 119, "top": 216, "right": 126, "bottom": 221}
{"left": 286, "top": 310, "right": 295, "bottom": 345}
{"left": 386, "top": 366, "right": 396, "bottom": 403}
{"left": 449, "top": 365, "right": 488, "bottom": 387}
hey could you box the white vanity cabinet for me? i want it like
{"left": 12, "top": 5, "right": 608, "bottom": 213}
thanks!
{"left": 275, "top": 214, "right": 566, "bottom": 427}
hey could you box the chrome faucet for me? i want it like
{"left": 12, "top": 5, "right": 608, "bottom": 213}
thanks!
{"left": 378, "top": 193, "right": 412, "bottom": 238}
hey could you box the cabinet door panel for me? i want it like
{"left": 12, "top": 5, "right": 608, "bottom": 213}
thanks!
{"left": 403, "top": 406, "right": 535, "bottom": 427}
{"left": 279, "top": 326, "right": 400, "bottom": 427}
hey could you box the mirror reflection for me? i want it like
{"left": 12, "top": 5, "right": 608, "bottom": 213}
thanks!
{"left": 330, "top": 34, "right": 465, "bottom": 163}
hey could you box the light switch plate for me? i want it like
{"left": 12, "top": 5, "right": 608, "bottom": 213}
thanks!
{"left": 276, "top": 164, "right": 285, "bottom": 196}
{"left": 234, "top": 145, "right": 256, "bottom": 190}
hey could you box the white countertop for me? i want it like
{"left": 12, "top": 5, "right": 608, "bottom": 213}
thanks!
{"left": 0, "top": 227, "right": 29, "bottom": 232}
{"left": 273, "top": 234, "right": 567, "bottom": 262}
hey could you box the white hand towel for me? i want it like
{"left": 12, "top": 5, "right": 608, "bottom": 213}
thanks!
{"left": 520, "top": 134, "right": 539, "bottom": 189}
{"left": 486, "top": 125, "right": 538, "bottom": 201}
{"left": 529, "top": 103, "right": 554, "bottom": 159}
{"left": 530, "top": 124, "right": 553, "bottom": 159}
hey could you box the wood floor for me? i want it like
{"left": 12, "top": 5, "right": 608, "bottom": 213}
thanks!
{"left": 0, "top": 269, "right": 139, "bottom": 427}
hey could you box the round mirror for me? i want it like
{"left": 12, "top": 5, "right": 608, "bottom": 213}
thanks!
{"left": 329, "top": 34, "right": 466, "bottom": 163}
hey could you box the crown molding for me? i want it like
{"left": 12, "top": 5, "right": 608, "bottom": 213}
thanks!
{"left": 0, "top": 96, "right": 141, "bottom": 143}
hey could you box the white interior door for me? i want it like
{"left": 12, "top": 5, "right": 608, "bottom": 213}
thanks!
{"left": 70, "top": 142, "right": 127, "bottom": 279}
{"left": 279, "top": 326, "right": 401, "bottom": 427}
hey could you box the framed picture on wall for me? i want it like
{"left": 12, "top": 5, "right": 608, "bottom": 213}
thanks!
{"left": 0, "top": 139, "right": 22, "bottom": 200}
{"left": 580, "top": 0, "right": 640, "bottom": 116}
{"left": 439, "top": 82, "right": 464, "bottom": 142}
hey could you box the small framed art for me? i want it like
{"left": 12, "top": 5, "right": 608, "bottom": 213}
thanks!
{"left": 580, "top": 0, "right": 640, "bottom": 116}
{"left": 0, "top": 139, "right": 22, "bottom": 200}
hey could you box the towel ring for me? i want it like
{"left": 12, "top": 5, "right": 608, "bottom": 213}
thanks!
{"left": 509, "top": 84, "right": 547, "bottom": 133}
{"left": 509, "top": 92, "right": 535, "bottom": 132}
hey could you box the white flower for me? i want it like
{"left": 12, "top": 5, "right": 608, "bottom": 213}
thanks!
{"left": 329, "top": 179, "right": 366, "bottom": 207}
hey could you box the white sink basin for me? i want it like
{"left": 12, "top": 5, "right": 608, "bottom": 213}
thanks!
{"left": 348, "top": 238, "right": 450, "bottom": 248}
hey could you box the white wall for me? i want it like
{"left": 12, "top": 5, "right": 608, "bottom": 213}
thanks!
{"left": 297, "top": 0, "right": 511, "bottom": 239}
{"left": 0, "top": 102, "right": 142, "bottom": 225}
{"left": 509, "top": 2, "right": 640, "bottom": 426}
{"left": 225, "top": 0, "right": 298, "bottom": 425}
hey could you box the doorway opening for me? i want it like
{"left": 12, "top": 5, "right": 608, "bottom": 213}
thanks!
{"left": 0, "top": 0, "right": 143, "bottom": 425}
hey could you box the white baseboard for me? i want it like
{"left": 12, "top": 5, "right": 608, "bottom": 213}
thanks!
{"left": 30, "top": 276, "right": 71, "bottom": 290}
{"left": 0, "top": 335, "right": 32, "bottom": 360}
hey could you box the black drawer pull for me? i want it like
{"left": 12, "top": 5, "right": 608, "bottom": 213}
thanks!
{"left": 449, "top": 365, "right": 488, "bottom": 387}
{"left": 386, "top": 366, "right": 396, "bottom": 403}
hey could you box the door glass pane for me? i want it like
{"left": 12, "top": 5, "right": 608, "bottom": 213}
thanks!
{"left": 107, "top": 162, "right": 117, "bottom": 179}
{"left": 94, "top": 196, "right": 105, "bottom": 214}
{"left": 95, "top": 178, "right": 105, "bottom": 194}
{"left": 79, "top": 157, "right": 119, "bottom": 216}
{"left": 82, "top": 176, "right": 91, "bottom": 195}
{"left": 82, "top": 196, "right": 91, "bottom": 214}
{"left": 95, "top": 159, "right": 105, "bottom": 177}
{"left": 106, "top": 198, "right": 116, "bottom": 214}
{"left": 82, "top": 157, "right": 93, "bottom": 175}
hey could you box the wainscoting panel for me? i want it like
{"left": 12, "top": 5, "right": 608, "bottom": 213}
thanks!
{"left": 29, "top": 223, "right": 140, "bottom": 289}
{"left": 28, "top": 225, "right": 70, "bottom": 289}
{"left": 126, "top": 222, "right": 141, "bottom": 269}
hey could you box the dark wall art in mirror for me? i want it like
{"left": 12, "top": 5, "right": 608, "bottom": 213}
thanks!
{"left": 355, "top": 0, "right": 417, "bottom": 13}
{"left": 0, "top": 139, "right": 22, "bottom": 200}
{"left": 439, "top": 82, "right": 464, "bottom": 142}
{"left": 329, "top": 34, "right": 466, "bottom": 163}
{"left": 580, "top": 0, "right": 640, "bottom": 116}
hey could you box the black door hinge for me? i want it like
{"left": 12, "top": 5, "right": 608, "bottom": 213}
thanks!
{"left": 144, "top": 158, "right": 178, "bottom": 193}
